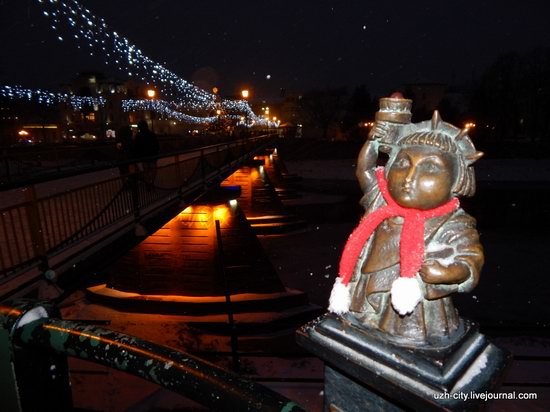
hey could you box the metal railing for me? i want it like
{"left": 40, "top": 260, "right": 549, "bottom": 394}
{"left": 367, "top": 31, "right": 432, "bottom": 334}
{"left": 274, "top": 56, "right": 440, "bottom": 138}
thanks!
{"left": 0, "top": 135, "right": 275, "bottom": 284}
{"left": 0, "top": 300, "right": 306, "bottom": 412}
{"left": 0, "top": 132, "right": 271, "bottom": 185}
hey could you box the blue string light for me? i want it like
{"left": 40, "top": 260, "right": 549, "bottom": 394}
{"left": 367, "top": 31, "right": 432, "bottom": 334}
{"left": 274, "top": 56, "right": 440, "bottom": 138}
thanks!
{"left": 0, "top": 84, "right": 276, "bottom": 126}
{"left": 0, "top": 85, "right": 105, "bottom": 109}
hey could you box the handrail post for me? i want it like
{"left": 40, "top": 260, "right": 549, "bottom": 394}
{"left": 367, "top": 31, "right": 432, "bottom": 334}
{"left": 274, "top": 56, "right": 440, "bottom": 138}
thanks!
{"left": 0, "top": 327, "right": 21, "bottom": 411}
{"left": 22, "top": 185, "right": 48, "bottom": 270}
{"left": 128, "top": 165, "right": 141, "bottom": 221}
{"left": 200, "top": 148, "right": 206, "bottom": 188}
{"left": 2, "top": 149, "right": 11, "bottom": 182}
{"left": 215, "top": 219, "right": 240, "bottom": 373}
{"left": 0, "top": 301, "right": 73, "bottom": 412}
{"left": 55, "top": 146, "right": 61, "bottom": 172}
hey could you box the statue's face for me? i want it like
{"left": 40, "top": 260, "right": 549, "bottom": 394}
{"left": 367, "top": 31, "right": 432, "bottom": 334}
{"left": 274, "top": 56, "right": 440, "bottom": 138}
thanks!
{"left": 387, "top": 145, "right": 457, "bottom": 210}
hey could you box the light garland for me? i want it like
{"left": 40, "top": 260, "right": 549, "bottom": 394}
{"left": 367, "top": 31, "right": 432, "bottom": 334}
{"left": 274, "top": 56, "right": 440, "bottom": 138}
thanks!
{"left": 0, "top": 85, "right": 105, "bottom": 110}
{"left": 122, "top": 100, "right": 275, "bottom": 127}
{"left": 35, "top": 0, "right": 268, "bottom": 124}
{"left": 36, "top": 0, "right": 215, "bottom": 111}
{"left": 122, "top": 99, "right": 218, "bottom": 124}
{"left": 1, "top": 83, "right": 277, "bottom": 127}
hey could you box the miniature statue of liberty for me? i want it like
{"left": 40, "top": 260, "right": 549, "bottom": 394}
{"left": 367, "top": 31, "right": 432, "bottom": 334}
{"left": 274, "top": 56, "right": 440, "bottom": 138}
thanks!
{"left": 329, "top": 93, "right": 484, "bottom": 345}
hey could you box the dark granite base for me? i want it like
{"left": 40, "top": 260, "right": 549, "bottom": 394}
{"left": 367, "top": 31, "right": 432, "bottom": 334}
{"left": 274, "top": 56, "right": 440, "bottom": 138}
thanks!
{"left": 297, "top": 313, "right": 512, "bottom": 411}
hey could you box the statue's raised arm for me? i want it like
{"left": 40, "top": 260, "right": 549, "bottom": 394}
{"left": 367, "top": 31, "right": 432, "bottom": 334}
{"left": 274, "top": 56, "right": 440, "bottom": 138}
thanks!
{"left": 356, "top": 122, "right": 390, "bottom": 193}
{"left": 356, "top": 93, "right": 413, "bottom": 207}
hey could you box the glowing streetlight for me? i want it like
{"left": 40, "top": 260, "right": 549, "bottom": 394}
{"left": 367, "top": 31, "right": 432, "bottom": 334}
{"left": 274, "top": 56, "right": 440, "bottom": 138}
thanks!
{"left": 146, "top": 89, "right": 156, "bottom": 133}
{"left": 241, "top": 89, "right": 249, "bottom": 99}
{"left": 216, "top": 109, "right": 222, "bottom": 115}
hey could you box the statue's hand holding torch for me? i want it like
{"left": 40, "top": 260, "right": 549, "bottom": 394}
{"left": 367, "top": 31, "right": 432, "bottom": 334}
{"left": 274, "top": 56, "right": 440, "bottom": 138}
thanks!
{"left": 368, "top": 121, "right": 396, "bottom": 154}
{"left": 371, "top": 92, "right": 413, "bottom": 153}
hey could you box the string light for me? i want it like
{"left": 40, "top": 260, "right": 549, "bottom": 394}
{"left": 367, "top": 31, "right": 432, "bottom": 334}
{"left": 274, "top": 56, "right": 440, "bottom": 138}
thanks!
{"left": 122, "top": 99, "right": 218, "bottom": 124}
{"left": 0, "top": 85, "right": 105, "bottom": 110}
{"left": 1, "top": 84, "right": 277, "bottom": 127}
{"left": 6, "top": 1, "right": 280, "bottom": 127}
{"left": 37, "top": 0, "right": 209, "bottom": 110}
{"left": 34, "top": 0, "right": 271, "bottom": 125}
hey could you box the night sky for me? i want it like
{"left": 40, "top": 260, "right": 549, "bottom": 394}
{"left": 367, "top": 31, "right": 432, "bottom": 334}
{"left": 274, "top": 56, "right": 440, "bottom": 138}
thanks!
{"left": 1, "top": 0, "right": 549, "bottom": 98}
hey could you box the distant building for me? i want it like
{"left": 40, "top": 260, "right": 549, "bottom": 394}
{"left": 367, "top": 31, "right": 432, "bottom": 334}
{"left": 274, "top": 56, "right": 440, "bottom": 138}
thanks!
{"left": 61, "top": 73, "right": 195, "bottom": 137}
{"left": 0, "top": 97, "right": 60, "bottom": 145}
{"left": 60, "top": 72, "right": 127, "bottom": 140}
{"left": 404, "top": 82, "right": 447, "bottom": 115}
{"left": 403, "top": 82, "right": 469, "bottom": 123}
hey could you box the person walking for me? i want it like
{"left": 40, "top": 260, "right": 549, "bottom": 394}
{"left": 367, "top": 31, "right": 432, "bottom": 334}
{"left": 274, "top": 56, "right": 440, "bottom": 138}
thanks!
{"left": 116, "top": 125, "right": 135, "bottom": 175}
{"left": 134, "top": 120, "right": 160, "bottom": 186}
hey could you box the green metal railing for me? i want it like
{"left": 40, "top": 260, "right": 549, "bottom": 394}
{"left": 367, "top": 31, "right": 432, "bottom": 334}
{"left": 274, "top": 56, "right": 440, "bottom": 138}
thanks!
{"left": 0, "top": 135, "right": 275, "bottom": 283}
{"left": 0, "top": 300, "right": 306, "bottom": 412}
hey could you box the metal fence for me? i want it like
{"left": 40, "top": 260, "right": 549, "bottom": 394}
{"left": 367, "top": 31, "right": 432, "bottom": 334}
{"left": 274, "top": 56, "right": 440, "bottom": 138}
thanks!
{"left": 0, "top": 135, "right": 275, "bottom": 282}
{"left": 0, "top": 132, "right": 273, "bottom": 185}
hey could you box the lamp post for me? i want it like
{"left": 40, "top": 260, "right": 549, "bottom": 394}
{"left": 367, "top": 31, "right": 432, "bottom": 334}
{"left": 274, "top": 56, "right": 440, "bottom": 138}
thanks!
{"left": 240, "top": 89, "right": 251, "bottom": 133}
{"left": 146, "top": 88, "right": 156, "bottom": 133}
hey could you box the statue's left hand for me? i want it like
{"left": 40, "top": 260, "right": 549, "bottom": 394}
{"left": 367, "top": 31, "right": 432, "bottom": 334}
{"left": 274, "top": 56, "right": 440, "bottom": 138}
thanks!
{"left": 419, "top": 260, "right": 470, "bottom": 285}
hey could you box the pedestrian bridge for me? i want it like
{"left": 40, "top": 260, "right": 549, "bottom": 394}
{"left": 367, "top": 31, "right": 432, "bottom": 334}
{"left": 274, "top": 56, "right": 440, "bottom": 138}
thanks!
{"left": 0, "top": 134, "right": 276, "bottom": 300}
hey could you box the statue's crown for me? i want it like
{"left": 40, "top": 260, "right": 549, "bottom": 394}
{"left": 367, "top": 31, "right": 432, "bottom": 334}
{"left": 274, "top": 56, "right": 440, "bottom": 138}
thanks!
{"left": 375, "top": 92, "right": 412, "bottom": 124}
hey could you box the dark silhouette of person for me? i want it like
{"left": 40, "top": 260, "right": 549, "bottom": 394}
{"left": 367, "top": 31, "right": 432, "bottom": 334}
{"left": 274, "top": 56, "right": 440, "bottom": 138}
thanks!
{"left": 134, "top": 120, "right": 160, "bottom": 186}
{"left": 116, "top": 125, "right": 134, "bottom": 175}
{"left": 116, "top": 125, "right": 134, "bottom": 156}
{"left": 134, "top": 120, "right": 159, "bottom": 158}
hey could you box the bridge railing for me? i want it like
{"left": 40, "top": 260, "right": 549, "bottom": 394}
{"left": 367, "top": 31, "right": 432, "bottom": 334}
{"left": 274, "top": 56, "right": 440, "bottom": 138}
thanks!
{"left": 0, "top": 300, "right": 305, "bottom": 412}
{"left": 0, "top": 132, "right": 270, "bottom": 185}
{"left": 0, "top": 134, "right": 275, "bottom": 289}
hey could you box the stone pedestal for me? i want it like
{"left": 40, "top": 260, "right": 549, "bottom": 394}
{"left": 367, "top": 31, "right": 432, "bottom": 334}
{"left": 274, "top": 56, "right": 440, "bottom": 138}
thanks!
{"left": 297, "top": 313, "right": 511, "bottom": 411}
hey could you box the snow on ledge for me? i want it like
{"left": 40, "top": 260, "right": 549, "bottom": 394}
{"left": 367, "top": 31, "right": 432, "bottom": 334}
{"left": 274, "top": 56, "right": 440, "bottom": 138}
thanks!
{"left": 16, "top": 306, "right": 49, "bottom": 328}
{"left": 452, "top": 351, "right": 489, "bottom": 391}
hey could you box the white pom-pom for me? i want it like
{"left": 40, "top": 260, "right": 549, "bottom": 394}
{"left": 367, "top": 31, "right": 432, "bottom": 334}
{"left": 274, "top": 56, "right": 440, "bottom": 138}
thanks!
{"left": 390, "top": 277, "right": 422, "bottom": 315}
{"left": 328, "top": 277, "right": 351, "bottom": 315}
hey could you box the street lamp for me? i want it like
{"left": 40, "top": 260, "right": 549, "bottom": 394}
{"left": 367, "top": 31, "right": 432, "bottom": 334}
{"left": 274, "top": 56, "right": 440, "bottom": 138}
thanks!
{"left": 241, "top": 89, "right": 251, "bottom": 130}
{"left": 146, "top": 89, "right": 156, "bottom": 133}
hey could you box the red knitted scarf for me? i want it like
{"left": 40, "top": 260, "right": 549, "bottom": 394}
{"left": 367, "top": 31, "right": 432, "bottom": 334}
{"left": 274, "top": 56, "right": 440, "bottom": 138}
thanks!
{"left": 338, "top": 167, "right": 459, "bottom": 286}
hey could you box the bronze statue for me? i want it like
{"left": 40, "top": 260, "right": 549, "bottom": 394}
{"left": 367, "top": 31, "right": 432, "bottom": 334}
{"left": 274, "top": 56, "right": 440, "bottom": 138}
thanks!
{"left": 329, "top": 93, "right": 484, "bottom": 345}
